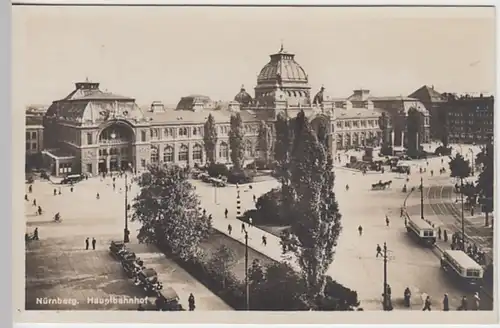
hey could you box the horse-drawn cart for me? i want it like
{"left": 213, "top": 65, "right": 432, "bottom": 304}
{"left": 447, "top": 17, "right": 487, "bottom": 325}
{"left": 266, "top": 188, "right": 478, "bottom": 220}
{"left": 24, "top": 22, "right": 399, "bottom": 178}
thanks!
{"left": 371, "top": 180, "right": 392, "bottom": 191}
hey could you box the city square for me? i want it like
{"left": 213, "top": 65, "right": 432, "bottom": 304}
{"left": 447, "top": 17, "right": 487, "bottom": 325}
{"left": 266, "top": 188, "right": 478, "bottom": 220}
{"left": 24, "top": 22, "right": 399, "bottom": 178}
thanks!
{"left": 24, "top": 141, "right": 492, "bottom": 311}
{"left": 15, "top": 5, "right": 495, "bottom": 322}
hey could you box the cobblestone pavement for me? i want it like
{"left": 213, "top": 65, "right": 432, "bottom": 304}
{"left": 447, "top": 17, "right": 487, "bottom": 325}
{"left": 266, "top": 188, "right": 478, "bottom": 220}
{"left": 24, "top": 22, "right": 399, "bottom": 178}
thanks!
{"left": 24, "top": 178, "right": 231, "bottom": 311}
{"left": 192, "top": 163, "right": 474, "bottom": 311}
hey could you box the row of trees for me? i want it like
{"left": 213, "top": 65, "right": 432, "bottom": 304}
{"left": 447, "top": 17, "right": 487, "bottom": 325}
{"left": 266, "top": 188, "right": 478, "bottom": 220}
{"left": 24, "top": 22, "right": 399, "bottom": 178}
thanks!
{"left": 273, "top": 111, "right": 344, "bottom": 305}
{"left": 203, "top": 113, "right": 273, "bottom": 169}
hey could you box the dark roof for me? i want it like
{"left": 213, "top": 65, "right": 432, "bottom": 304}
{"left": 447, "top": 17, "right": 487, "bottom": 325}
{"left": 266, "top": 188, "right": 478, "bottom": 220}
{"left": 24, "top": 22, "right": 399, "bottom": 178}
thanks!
{"left": 144, "top": 109, "right": 273, "bottom": 125}
{"left": 408, "top": 85, "right": 446, "bottom": 103}
{"left": 26, "top": 115, "right": 44, "bottom": 126}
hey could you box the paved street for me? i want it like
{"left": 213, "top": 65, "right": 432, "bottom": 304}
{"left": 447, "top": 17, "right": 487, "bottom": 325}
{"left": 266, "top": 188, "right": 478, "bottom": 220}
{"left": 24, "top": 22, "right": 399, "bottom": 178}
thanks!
{"left": 24, "top": 141, "right": 491, "bottom": 311}
{"left": 25, "top": 178, "right": 232, "bottom": 311}
{"left": 192, "top": 156, "right": 477, "bottom": 311}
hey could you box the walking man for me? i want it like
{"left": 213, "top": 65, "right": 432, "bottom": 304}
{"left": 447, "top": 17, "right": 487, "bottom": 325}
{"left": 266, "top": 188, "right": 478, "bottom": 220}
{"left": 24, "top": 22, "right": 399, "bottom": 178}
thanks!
{"left": 376, "top": 244, "right": 383, "bottom": 257}
{"left": 422, "top": 296, "right": 432, "bottom": 311}
{"left": 438, "top": 227, "right": 442, "bottom": 240}
{"left": 473, "top": 292, "right": 481, "bottom": 310}
{"left": 33, "top": 199, "right": 37, "bottom": 207}
{"left": 227, "top": 224, "right": 232, "bottom": 235}
{"left": 85, "top": 237, "right": 90, "bottom": 250}
{"left": 241, "top": 222, "right": 246, "bottom": 233}
{"left": 253, "top": 194, "right": 256, "bottom": 203}
{"left": 262, "top": 235, "right": 267, "bottom": 246}
{"left": 33, "top": 227, "right": 39, "bottom": 240}
{"left": 96, "top": 193, "right": 100, "bottom": 200}
{"left": 443, "top": 294, "right": 449, "bottom": 311}
{"left": 385, "top": 215, "right": 390, "bottom": 227}
{"left": 249, "top": 217, "right": 253, "bottom": 226}
{"left": 92, "top": 238, "right": 96, "bottom": 250}
{"left": 224, "top": 208, "right": 228, "bottom": 219}
{"left": 358, "top": 225, "right": 363, "bottom": 236}
{"left": 188, "top": 293, "right": 195, "bottom": 311}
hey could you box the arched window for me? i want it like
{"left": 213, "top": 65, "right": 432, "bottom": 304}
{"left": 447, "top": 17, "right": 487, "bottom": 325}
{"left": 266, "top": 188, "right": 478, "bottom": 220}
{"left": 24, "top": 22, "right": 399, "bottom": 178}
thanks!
{"left": 151, "top": 146, "right": 159, "bottom": 163}
{"left": 245, "top": 140, "right": 253, "bottom": 157}
{"left": 193, "top": 127, "right": 197, "bottom": 136}
{"left": 193, "top": 144, "right": 202, "bottom": 161}
{"left": 163, "top": 146, "right": 174, "bottom": 162}
{"left": 219, "top": 142, "right": 229, "bottom": 160}
{"left": 178, "top": 145, "right": 189, "bottom": 161}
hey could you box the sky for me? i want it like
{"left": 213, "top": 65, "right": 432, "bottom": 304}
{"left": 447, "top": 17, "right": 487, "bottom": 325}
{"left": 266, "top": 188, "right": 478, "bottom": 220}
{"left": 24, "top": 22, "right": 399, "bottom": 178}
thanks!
{"left": 12, "top": 6, "right": 496, "bottom": 109}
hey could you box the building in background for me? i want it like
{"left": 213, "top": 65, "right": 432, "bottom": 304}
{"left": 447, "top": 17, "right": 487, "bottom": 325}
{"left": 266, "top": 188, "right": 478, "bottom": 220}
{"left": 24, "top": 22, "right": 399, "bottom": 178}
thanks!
{"left": 40, "top": 46, "right": 337, "bottom": 177}
{"left": 408, "top": 85, "right": 447, "bottom": 141}
{"left": 25, "top": 115, "right": 44, "bottom": 171}
{"left": 442, "top": 93, "right": 494, "bottom": 144}
{"left": 334, "top": 99, "right": 382, "bottom": 150}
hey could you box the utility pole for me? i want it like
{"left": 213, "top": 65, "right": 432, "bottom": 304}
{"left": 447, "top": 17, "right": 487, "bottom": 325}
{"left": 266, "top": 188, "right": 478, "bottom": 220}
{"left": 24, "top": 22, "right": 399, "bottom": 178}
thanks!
{"left": 420, "top": 177, "right": 424, "bottom": 220}
{"left": 124, "top": 172, "right": 130, "bottom": 243}
{"left": 245, "top": 230, "right": 249, "bottom": 310}
{"left": 382, "top": 242, "right": 392, "bottom": 310}
{"left": 460, "top": 177, "right": 465, "bottom": 250}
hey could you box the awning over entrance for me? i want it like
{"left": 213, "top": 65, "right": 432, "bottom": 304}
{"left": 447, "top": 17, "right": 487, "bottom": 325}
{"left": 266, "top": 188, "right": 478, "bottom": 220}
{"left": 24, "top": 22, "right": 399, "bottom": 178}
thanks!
{"left": 42, "top": 149, "right": 75, "bottom": 160}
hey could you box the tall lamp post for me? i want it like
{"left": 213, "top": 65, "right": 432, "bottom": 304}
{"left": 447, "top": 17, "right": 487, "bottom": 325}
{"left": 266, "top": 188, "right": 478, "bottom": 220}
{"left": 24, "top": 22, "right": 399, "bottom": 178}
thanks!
{"left": 420, "top": 177, "right": 424, "bottom": 220}
{"left": 244, "top": 230, "right": 249, "bottom": 311}
{"left": 382, "top": 242, "right": 392, "bottom": 311}
{"left": 124, "top": 163, "right": 131, "bottom": 243}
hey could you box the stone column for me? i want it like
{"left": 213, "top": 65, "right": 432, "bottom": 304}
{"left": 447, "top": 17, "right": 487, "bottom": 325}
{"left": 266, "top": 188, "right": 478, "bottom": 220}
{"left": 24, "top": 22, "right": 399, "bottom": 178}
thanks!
{"left": 55, "top": 159, "right": 60, "bottom": 177}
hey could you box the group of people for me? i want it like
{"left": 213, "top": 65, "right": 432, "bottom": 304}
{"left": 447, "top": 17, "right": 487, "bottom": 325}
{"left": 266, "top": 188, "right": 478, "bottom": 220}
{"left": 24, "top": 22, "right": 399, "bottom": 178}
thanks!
{"left": 403, "top": 288, "right": 480, "bottom": 311}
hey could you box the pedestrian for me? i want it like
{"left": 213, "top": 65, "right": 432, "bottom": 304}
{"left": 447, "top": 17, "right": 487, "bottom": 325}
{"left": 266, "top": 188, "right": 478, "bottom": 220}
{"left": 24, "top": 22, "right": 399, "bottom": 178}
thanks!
{"left": 253, "top": 194, "right": 256, "bottom": 203}
{"left": 24, "top": 194, "right": 28, "bottom": 201}
{"left": 53, "top": 188, "right": 57, "bottom": 196}
{"left": 227, "top": 224, "right": 232, "bottom": 235}
{"left": 96, "top": 193, "right": 100, "bottom": 200}
{"left": 28, "top": 185, "right": 33, "bottom": 193}
{"left": 473, "top": 292, "right": 480, "bottom": 310}
{"left": 33, "top": 227, "right": 39, "bottom": 240}
{"left": 113, "top": 183, "right": 116, "bottom": 190}
{"left": 438, "top": 227, "right": 442, "bottom": 240}
{"left": 58, "top": 188, "right": 61, "bottom": 195}
{"left": 32, "top": 199, "right": 36, "bottom": 206}
{"left": 431, "top": 170, "right": 434, "bottom": 177}
{"left": 37, "top": 206, "right": 42, "bottom": 215}
{"left": 422, "top": 296, "right": 432, "bottom": 311}
{"left": 85, "top": 237, "right": 89, "bottom": 250}
{"left": 345, "top": 184, "right": 349, "bottom": 191}
{"left": 376, "top": 244, "right": 382, "bottom": 257}
{"left": 188, "top": 293, "right": 195, "bottom": 311}
{"left": 459, "top": 296, "right": 468, "bottom": 311}
{"left": 70, "top": 186, "right": 74, "bottom": 192}
{"left": 225, "top": 208, "right": 228, "bottom": 219}
{"left": 262, "top": 235, "right": 267, "bottom": 246}
{"left": 400, "top": 207, "right": 404, "bottom": 217}
{"left": 92, "top": 238, "right": 96, "bottom": 250}
{"left": 241, "top": 222, "right": 246, "bottom": 233}
{"left": 442, "top": 294, "right": 449, "bottom": 311}
{"left": 203, "top": 209, "right": 207, "bottom": 216}
{"left": 385, "top": 215, "right": 390, "bottom": 227}
{"left": 471, "top": 207, "right": 475, "bottom": 216}
{"left": 358, "top": 225, "right": 363, "bottom": 236}
{"left": 249, "top": 217, "right": 253, "bottom": 226}
{"left": 208, "top": 214, "right": 212, "bottom": 221}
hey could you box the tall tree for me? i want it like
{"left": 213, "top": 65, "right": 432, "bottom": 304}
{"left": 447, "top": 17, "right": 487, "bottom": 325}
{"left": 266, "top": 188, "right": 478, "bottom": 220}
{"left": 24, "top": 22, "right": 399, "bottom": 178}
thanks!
{"left": 257, "top": 120, "right": 272, "bottom": 163}
{"left": 284, "top": 110, "right": 342, "bottom": 299}
{"left": 476, "top": 142, "right": 494, "bottom": 226}
{"left": 131, "top": 165, "right": 212, "bottom": 260}
{"left": 378, "top": 112, "right": 392, "bottom": 155}
{"left": 437, "top": 110, "right": 449, "bottom": 148}
{"left": 449, "top": 153, "right": 472, "bottom": 249}
{"left": 315, "top": 119, "right": 329, "bottom": 151}
{"left": 274, "top": 112, "right": 292, "bottom": 183}
{"left": 229, "top": 113, "right": 245, "bottom": 171}
{"left": 203, "top": 114, "right": 218, "bottom": 165}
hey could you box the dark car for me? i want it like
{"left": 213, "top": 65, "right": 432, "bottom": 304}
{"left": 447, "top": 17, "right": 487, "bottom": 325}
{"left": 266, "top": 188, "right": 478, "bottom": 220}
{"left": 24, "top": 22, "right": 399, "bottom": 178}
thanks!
{"left": 61, "top": 174, "right": 84, "bottom": 184}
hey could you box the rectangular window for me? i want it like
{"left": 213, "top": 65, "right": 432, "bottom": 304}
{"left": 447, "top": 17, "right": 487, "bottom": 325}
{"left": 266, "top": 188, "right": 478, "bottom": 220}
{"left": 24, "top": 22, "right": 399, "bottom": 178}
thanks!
{"left": 86, "top": 163, "right": 92, "bottom": 173}
{"left": 31, "top": 142, "right": 37, "bottom": 150}
{"left": 31, "top": 131, "right": 37, "bottom": 139}
{"left": 26, "top": 132, "right": 30, "bottom": 140}
{"left": 87, "top": 132, "right": 93, "bottom": 145}
{"left": 141, "top": 131, "right": 147, "bottom": 142}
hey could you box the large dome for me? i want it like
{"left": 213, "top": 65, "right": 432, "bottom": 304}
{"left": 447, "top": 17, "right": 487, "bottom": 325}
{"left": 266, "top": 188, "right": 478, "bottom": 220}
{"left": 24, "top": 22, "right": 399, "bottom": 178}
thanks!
{"left": 257, "top": 45, "right": 308, "bottom": 84}
{"left": 234, "top": 85, "right": 253, "bottom": 106}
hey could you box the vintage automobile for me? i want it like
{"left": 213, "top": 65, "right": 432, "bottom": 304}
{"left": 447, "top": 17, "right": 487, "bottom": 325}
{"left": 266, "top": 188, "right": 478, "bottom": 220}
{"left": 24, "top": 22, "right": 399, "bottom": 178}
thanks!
{"left": 155, "top": 287, "right": 182, "bottom": 311}
{"left": 109, "top": 240, "right": 125, "bottom": 257}
{"left": 371, "top": 180, "right": 393, "bottom": 191}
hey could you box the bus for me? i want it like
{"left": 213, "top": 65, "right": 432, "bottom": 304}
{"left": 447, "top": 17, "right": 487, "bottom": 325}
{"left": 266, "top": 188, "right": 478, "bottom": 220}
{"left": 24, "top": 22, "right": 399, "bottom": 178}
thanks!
{"left": 440, "top": 250, "right": 483, "bottom": 290}
{"left": 60, "top": 174, "right": 85, "bottom": 184}
{"left": 406, "top": 215, "right": 436, "bottom": 246}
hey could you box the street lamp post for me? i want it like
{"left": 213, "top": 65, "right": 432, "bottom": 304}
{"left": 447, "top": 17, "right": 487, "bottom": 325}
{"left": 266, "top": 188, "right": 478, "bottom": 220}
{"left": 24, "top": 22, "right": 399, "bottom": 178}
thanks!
{"left": 244, "top": 230, "right": 249, "bottom": 310}
{"left": 420, "top": 177, "right": 424, "bottom": 220}
{"left": 382, "top": 242, "right": 392, "bottom": 311}
{"left": 124, "top": 170, "right": 130, "bottom": 243}
{"left": 460, "top": 178, "right": 465, "bottom": 250}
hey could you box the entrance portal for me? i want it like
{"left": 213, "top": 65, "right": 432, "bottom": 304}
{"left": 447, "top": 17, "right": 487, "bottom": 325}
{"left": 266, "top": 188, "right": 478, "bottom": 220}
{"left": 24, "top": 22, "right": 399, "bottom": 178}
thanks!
{"left": 98, "top": 161, "right": 107, "bottom": 173}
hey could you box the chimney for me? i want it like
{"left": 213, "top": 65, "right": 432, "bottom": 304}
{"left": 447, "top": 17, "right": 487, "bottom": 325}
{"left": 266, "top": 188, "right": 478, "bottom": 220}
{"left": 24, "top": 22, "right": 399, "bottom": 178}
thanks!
{"left": 150, "top": 101, "right": 165, "bottom": 113}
